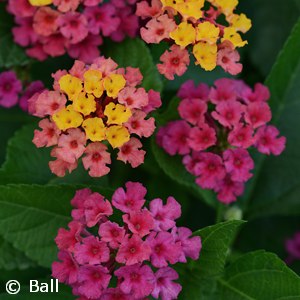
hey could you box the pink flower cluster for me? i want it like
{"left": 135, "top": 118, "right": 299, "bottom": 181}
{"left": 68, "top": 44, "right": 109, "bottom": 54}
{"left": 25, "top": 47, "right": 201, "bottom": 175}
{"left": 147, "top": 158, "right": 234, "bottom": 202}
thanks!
{"left": 7, "top": 0, "right": 139, "bottom": 63}
{"left": 30, "top": 57, "right": 161, "bottom": 178}
{"left": 157, "top": 79, "right": 286, "bottom": 204}
{"left": 285, "top": 231, "right": 300, "bottom": 265}
{"left": 0, "top": 70, "right": 44, "bottom": 111}
{"left": 52, "top": 182, "right": 201, "bottom": 299}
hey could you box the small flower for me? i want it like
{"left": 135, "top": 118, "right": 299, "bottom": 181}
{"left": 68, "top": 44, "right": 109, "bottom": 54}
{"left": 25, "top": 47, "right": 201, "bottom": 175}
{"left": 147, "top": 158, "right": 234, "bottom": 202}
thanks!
{"left": 55, "top": 221, "right": 83, "bottom": 252}
{"left": 157, "top": 45, "right": 190, "bottom": 80}
{"left": 245, "top": 102, "right": 272, "bottom": 129}
{"left": 82, "top": 142, "right": 111, "bottom": 177}
{"left": 52, "top": 251, "right": 78, "bottom": 285}
{"left": 149, "top": 197, "right": 181, "bottom": 231}
{"left": 254, "top": 125, "right": 286, "bottom": 156}
{"left": 33, "top": 7, "right": 60, "bottom": 37}
{"left": 83, "top": 192, "right": 113, "bottom": 227}
{"left": 228, "top": 124, "right": 254, "bottom": 148}
{"left": 157, "top": 120, "right": 191, "bottom": 156}
{"left": 147, "top": 232, "right": 181, "bottom": 268}
{"left": 116, "top": 234, "right": 151, "bottom": 265}
{"left": 194, "top": 153, "right": 226, "bottom": 189}
{"left": 188, "top": 124, "right": 217, "bottom": 151}
{"left": 33, "top": 119, "right": 61, "bottom": 148}
{"left": 215, "top": 174, "right": 245, "bottom": 205}
{"left": 115, "top": 264, "right": 155, "bottom": 299}
{"left": 98, "top": 221, "right": 126, "bottom": 249}
{"left": 172, "top": 227, "right": 202, "bottom": 262}
{"left": 223, "top": 148, "right": 254, "bottom": 182}
{"left": 211, "top": 100, "right": 245, "bottom": 128}
{"left": 77, "top": 265, "right": 111, "bottom": 299}
{"left": 0, "top": 71, "right": 22, "bottom": 108}
{"left": 123, "top": 209, "right": 154, "bottom": 238}
{"left": 178, "top": 98, "right": 207, "bottom": 126}
{"left": 217, "top": 41, "right": 242, "bottom": 75}
{"left": 117, "top": 138, "right": 146, "bottom": 168}
{"left": 285, "top": 232, "right": 300, "bottom": 264}
{"left": 112, "top": 181, "right": 146, "bottom": 213}
{"left": 141, "top": 14, "right": 176, "bottom": 44}
{"left": 152, "top": 267, "right": 182, "bottom": 300}
{"left": 74, "top": 236, "right": 110, "bottom": 265}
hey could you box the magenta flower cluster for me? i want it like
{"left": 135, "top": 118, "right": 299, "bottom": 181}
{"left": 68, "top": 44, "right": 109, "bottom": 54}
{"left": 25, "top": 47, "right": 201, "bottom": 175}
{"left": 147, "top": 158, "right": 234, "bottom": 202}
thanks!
{"left": 0, "top": 70, "right": 44, "bottom": 110}
{"left": 7, "top": 0, "right": 139, "bottom": 63}
{"left": 52, "top": 182, "right": 201, "bottom": 299}
{"left": 157, "top": 78, "right": 286, "bottom": 204}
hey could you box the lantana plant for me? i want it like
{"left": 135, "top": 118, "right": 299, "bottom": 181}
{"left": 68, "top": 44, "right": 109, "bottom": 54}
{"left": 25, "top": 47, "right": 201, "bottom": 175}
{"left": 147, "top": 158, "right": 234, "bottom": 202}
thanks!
{"left": 30, "top": 57, "right": 162, "bottom": 177}
{"left": 52, "top": 182, "right": 201, "bottom": 299}
{"left": 137, "top": 0, "right": 251, "bottom": 79}
{"left": 157, "top": 79, "right": 286, "bottom": 204}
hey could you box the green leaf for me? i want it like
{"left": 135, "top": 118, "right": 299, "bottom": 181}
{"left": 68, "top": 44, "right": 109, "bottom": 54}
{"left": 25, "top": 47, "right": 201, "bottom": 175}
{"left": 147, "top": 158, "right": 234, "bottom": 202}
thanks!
{"left": 0, "top": 122, "right": 109, "bottom": 186}
{"left": 178, "top": 221, "right": 245, "bottom": 299}
{"left": 0, "top": 35, "right": 32, "bottom": 68}
{"left": 0, "top": 184, "right": 112, "bottom": 268}
{"left": 219, "top": 251, "right": 300, "bottom": 300}
{"left": 192, "top": 220, "right": 246, "bottom": 277}
{"left": 245, "top": 18, "right": 300, "bottom": 218}
{"left": 151, "top": 98, "right": 217, "bottom": 208}
{"left": 0, "top": 236, "right": 36, "bottom": 271}
{"left": 0, "top": 107, "right": 33, "bottom": 165}
{"left": 103, "top": 38, "right": 163, "bottom": 92}
{"left": 247, "top": 0, "right": 300, "bottom": 77}
{"left": 178, "top": 221, "right": 300, "bottom": 300}
{"left": 0, "top": 123, "right": 54, "bottom": 184}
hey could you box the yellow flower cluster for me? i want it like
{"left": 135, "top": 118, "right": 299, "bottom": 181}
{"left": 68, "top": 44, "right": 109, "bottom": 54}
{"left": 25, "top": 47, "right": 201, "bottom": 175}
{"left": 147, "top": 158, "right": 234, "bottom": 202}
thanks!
{"left": 162, "top": 0, "right": 251, "bottom": 71}
{"left": 52, "top": 70, "right": 131, "bottom": 149}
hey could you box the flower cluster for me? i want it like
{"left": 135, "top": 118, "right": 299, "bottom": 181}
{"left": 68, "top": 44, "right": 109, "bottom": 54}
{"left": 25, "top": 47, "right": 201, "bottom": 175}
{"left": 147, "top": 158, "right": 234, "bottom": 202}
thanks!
{"left": 0, "top": 70, "right": 44, "bottom": 111}
{"left": 285, "top": 231, "right": 300, "bottom": 265}
{"left": 157, "top": 79, "right": 286, "bottom": 204}
{"left": 7, "top": 0, "right": 139, "bottom": 63}
{"left": 52, "top": 182, "right": 201, "bottom": 299}
{"left": 30, "top": 57, "right": 161, "bottom": 177}
{"left": 137, "top": 0, "right": 251, "bottom": 79}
